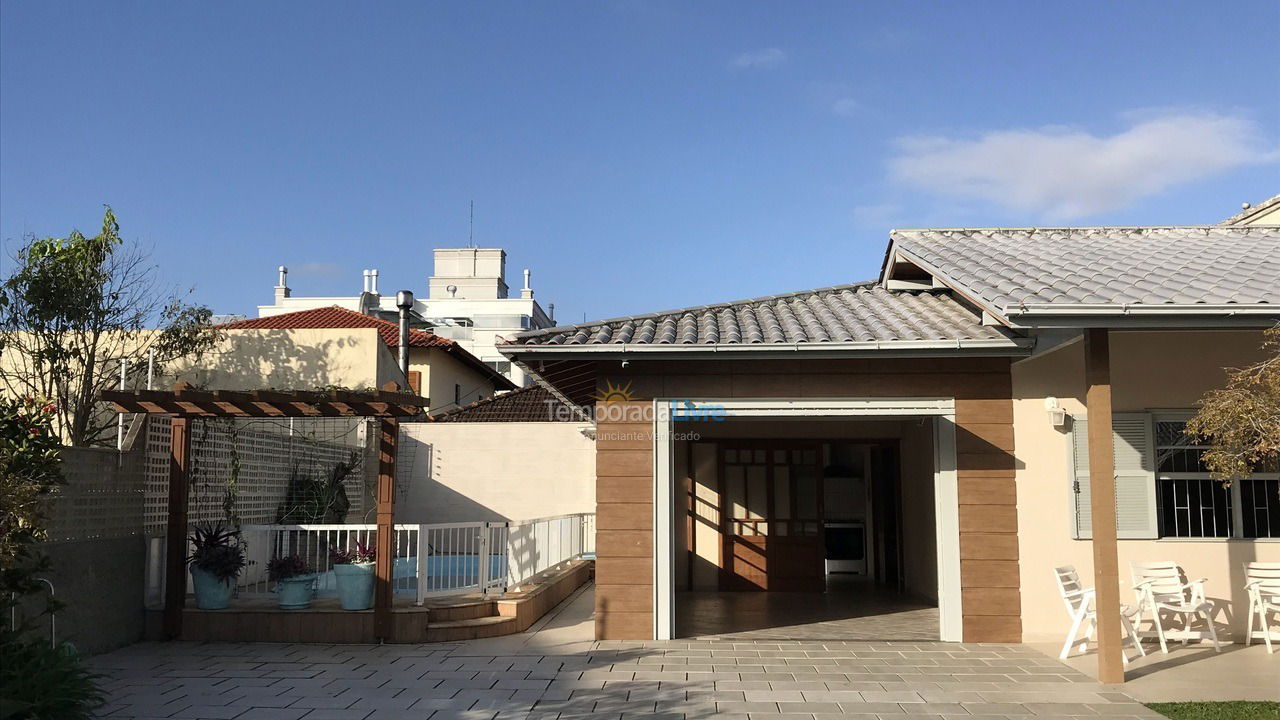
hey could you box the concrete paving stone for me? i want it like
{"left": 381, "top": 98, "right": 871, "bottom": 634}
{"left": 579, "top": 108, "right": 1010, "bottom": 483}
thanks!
{"left": 228, "top": 695, "right": 303, "bottom": 708}
{"left": 716, "top": 676, "right": 773, "bottom": 691}
{"left": 800, "top": 691, "right": 866, "bottom": 703}
{"left": 437, "top": 678, "right": 501, "bottom": 690}
{"left": 286, "top": 696, "right": 357, "bottom": 710}
{"left": 775, "top": 701, "right": 846, "bottom": 713}
{"left": 862, "top": 691, "right": 926, "bottom": 703}
{"left": 232, "top": 710, "right": 309, "bottom": 720}
{"left": 716, "top": 701, "right": 784, "bottom": 713}
{"left": 962, "top": 702, "right": 1034, "bottom": 712}
{"left": 298, "top": 711, "right": 372, "bottom": 720}
{"left": 744, "top": 690, "right": 807, "bottom": 702}
{"left": 844, "top": 702, "right": 909, "bottom": 714}
{"left": 898, "top": 703, "right": 970, "bottom": 714}
{"left": 168, "top": 705, "right": 247, "bottom": 719}
{"left": 687, "top": 690, "right": 749, "bottom": 702}
{"left": 1023, "top": 703, "right": 1101, "bottom": 716}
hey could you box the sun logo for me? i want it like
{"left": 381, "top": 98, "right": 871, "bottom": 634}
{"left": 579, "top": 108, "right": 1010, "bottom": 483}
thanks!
{"left": 594, "top": 380, "right": 635, "bottom": 403}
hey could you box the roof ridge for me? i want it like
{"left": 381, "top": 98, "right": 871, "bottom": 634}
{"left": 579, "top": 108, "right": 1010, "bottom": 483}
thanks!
{"left": 515, "top": 280, "right": 884, "bottom": 339}
{"left": 1219, "top": 193, "right": 1280, "bottom": 225}
{"left": 220, "top": 305, "right": 438, "bottom": 336}
{"left": 890, "top": 225, "right": 1277, "bottom": 233}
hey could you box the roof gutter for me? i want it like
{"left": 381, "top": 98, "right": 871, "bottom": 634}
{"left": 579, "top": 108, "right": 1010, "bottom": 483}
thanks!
{"left": 1004, "top": 303, "right": 1280, "bottom": 317}
{"left": 1002, "top": 303, "right": 1280, "bottom": 330}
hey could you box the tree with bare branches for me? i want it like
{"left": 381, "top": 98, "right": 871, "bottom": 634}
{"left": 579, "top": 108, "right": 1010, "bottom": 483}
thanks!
{"left": 0, "top": 207, "right": 221, "bottom": 446}
{"left": 1186, "top": 324, "right": 1280, "bottom": 485}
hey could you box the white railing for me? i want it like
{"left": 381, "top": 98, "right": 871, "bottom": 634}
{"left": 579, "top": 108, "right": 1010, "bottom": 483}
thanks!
{"left": 505, "top": 513, "right": 595, "bottom": 591}
{"left": 167, "top": 513, "right": 595, "bottom": 605}
{"left": 239, "top": 524, "right": 420, "bottom": 597}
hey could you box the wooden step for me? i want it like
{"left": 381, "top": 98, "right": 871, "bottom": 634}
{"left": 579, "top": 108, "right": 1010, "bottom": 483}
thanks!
{"left": 426, "top": 600, "right": 496, "bottom": 622}
{"left": 426, "top": 615, "right": 519, "bottom": 642}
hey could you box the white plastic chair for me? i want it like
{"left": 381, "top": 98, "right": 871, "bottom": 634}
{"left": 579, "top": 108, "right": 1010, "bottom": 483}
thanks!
{"left": 1129, "top": 561, "right": 1222, "bottom": 653}
{"left": 1244, "top": 561, "right": 1280, "bottom": 653}
{"left": 1053, "top": 565, "right": 1145, "bottom": 663}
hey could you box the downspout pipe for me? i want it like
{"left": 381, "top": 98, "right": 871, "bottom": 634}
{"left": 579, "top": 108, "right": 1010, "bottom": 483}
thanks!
{"left": 396, "top": 290, "right": 414, "bottom": 384}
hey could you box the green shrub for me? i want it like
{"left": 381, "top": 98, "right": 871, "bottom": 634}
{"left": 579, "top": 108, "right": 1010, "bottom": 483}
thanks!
{"left": 0, "top": 628, "right": 102, "bottom": 719}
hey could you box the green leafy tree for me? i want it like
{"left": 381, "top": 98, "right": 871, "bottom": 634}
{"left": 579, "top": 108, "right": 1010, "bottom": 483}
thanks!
{"left": 0, "top": 396, "right": 62, "bottom": 598}
{"left": 1186, "top": 325, "right": 1280, "bottom": 485}
{"left": 0, "top": 208, "right": 221, "bottom": 446}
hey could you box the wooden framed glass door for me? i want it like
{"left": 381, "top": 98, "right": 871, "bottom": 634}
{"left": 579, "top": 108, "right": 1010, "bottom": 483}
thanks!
{"left": 720, "top": 442, "right": 825, "bottom": 591}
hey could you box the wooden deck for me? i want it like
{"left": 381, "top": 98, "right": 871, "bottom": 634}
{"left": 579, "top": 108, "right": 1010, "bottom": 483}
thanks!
{"left": 157, "top": 559, "right": 594, "bottom": 644}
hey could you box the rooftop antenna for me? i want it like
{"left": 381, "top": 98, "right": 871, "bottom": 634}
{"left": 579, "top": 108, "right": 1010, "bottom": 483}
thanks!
{"left": 469, "top": 200, "right": 475, "bottom": 248}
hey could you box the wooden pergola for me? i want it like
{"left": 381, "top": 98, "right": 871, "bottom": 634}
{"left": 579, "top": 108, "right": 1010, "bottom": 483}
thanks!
{"left": 101, "top": 381, "right": 429, "bottom": 641}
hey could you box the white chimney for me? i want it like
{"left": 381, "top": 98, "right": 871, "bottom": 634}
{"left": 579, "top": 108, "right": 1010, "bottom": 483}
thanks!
{"left": 370, "top": 269, "right": 380, "bottom": 295}
{"left": 362, "top": 269, "right": 371, "bottom": 293}
{"left": 274, "top": 265, "right": 290, "bottom": 302}
{"left": 521, "top": 268, "right": 534, "bottom": 299}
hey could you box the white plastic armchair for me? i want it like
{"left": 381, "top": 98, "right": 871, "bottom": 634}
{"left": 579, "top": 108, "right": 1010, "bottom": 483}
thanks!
{"left": 1244, "top": 561, "right": 1280, "bottom": 653}
{"left": 1129, "top": 561, "right": 1221, "bottom": 653}
{"left": 1053, "top": 565, "right": 1144, "bottom": 663}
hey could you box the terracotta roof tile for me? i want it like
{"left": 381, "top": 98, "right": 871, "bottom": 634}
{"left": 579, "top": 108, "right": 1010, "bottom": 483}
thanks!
{"left": 427, "top": 385, "right": 579, "bottom": 422}
{"left": 219, "top": 306, "right": 453, "bottom": 349}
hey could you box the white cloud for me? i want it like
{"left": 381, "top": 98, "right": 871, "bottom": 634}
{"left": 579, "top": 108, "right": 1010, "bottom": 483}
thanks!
{"left": 832, "top": 98, "right": 859, "bottom": 117}
{"left": 730, "top": 48, "right": 786, "bottom": 70}
{"left": 888, "top": 111, "right": 1279, "bottom": 220}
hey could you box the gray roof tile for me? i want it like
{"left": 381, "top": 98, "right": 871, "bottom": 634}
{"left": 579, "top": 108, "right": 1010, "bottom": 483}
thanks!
{"left": 513, "top": 282, "right": 1016, "bottom": 347}
{"left": 889, "top": 226, "right": 1280, "bottom": 312}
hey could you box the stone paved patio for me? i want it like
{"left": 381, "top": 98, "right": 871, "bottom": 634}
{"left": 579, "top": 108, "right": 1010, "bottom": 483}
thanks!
{"left": 90, "top": 639, "right": 1165, "bottom": 719}
{"left": 88, "top": 585, "right": 1170, "bottom": 719}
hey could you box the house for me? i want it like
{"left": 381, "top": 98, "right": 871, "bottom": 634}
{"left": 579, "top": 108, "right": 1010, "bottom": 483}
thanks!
{"left": 498, "top": 205, "right": 1280, "bottom": 645}
{"left": 257, "top": 248, "right": 555, "bottom": 386}
{"left": 395, "top": 385, "right": 596, "bottom": 525}
{"left": 174, "top": 305, "right": 515, "bottom": 411}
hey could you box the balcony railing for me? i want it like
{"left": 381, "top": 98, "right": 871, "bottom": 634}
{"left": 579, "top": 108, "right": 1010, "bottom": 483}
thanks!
{"left": 149, "top": 513, "right": 595, "bottom": 606}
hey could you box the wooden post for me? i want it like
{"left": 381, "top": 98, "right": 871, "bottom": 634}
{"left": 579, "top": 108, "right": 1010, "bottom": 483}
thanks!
{"left": 164, "top": 416, "right": 192, "bottom": 640}
{"left": 1084, "top": 328, "right": 1124, "bottom": 684}
{"left": 373, "top": 417, "right": 398, "bottom": 641}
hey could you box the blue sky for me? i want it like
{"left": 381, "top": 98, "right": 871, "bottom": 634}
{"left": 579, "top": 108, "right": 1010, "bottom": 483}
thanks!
{"left": 2, "top": 1, "right": 1278, "bottom": 325}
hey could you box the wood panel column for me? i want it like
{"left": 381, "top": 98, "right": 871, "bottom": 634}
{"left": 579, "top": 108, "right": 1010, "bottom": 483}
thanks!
{"left": 164, "top": 416, "right": 192, "bottom": 640}
{"left": 594, "top": 399, "right": 655, "bottom": 640}
{"left": 1084, "top": 329, "right": 1124, "bottom": 684}
{"left": 374, "top": 418, "right": 398, "bottom": 641}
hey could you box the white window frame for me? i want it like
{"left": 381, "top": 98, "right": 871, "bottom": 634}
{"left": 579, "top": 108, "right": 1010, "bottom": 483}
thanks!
{"left": 1153, "top": 411, "right": 1280, "bottom": 540}
{"left": 652, "top": 397, "right": 963, "bottom": 642}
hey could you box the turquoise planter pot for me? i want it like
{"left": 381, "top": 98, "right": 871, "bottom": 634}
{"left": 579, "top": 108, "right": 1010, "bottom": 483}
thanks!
{"left": 277, "top": 575, "right": 317, "bottom": 609}
{"left": 333, "top": 562, "right": 375, "bottom": 610}
{"left": 191, "top": 567, "right": 234, "bottom": 610}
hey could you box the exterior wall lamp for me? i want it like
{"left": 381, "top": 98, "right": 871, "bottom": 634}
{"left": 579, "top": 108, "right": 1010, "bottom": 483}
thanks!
{"left": 1045, "top": 397, "right": 1066, "bottom": 427}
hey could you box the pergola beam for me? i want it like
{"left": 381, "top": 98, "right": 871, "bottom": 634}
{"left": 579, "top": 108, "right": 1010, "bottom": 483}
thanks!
{"left": 100, "top": 382, "right": 430, "bottom": 418}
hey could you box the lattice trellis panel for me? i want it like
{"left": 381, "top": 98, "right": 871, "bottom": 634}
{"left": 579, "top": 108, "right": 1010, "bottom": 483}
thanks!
{"left": 143, "top": 416, "right": 370, "bottom": 536}
{"left": 44, "top": 447, "right": 146, "bottom": 543}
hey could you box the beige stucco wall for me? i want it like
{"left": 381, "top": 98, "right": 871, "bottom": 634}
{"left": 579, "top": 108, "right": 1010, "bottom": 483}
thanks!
{"left": 397, "top": 422, "right": 596, "bottom": 524}
{"left": 171, "top": 328, "right": 389, "bottom": 390}
{"left": 1013, "top": 329, "right": 1277, "bottom": 643}
{"left": 408, "top": 347, "right": 501, "bottom": 413}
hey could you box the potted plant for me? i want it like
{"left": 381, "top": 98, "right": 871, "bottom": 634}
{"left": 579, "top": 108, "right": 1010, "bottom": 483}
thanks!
{"left": 330, "top": 539, "right": 376, "bottom": 611}
{"left": 186, "top": 522, "right": 246, "bottom": 610}
{"left": 268, "top": 555, "right": 316, "bottom": 609}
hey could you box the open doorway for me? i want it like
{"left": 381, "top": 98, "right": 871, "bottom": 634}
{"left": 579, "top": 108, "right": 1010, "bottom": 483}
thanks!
{"left": 671, "top": 417, "right": 942, "bottom": 640}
